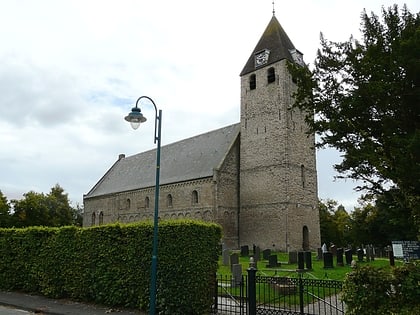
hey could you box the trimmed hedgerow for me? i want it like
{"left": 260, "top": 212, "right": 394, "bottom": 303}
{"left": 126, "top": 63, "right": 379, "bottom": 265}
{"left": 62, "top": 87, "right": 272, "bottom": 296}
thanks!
{"left": 0, "top": 220, "right": 221, "bottom": 314}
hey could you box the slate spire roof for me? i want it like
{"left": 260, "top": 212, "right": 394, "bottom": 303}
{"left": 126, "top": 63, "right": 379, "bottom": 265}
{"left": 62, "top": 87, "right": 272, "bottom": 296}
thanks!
{"left": 85, "top": 123, "right": 240, "bottom": 198}
{"left": 240, "top": 15, "right": 298, "bottom": 76}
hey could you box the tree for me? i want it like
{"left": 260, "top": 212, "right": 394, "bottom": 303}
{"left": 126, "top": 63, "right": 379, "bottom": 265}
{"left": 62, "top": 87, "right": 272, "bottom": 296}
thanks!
{"left": 11, "top": 184, "right": 81, "bottom": 227}
{"left": 319, "top": 199, "right": 351, "bottom": 247}
{"left": 0, "top": 190, "right": 12, "bottom": 227}
{"left": 289, "top": 5, "right": 420, "bottom": 224}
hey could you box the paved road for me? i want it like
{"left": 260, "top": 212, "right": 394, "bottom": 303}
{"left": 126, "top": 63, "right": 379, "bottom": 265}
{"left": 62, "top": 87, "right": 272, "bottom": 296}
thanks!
{"left": 0, "top": 305, "right": 34, "bottom": 314}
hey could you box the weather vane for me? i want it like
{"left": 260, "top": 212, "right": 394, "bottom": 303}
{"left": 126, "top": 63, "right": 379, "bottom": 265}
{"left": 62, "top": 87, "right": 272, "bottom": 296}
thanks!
{"left": 272, "top": 0, "right": 276, "bottom": 16}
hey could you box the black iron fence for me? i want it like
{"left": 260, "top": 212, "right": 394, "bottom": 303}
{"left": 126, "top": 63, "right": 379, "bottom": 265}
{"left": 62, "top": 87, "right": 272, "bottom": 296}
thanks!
{"left": 212, "top": 270, "right": 344, "bottom": 315}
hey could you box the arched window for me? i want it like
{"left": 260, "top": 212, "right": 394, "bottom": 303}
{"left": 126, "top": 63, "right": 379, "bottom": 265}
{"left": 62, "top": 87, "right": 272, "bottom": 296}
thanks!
{"left": 167, "top": 194, "right": 173, "bottom": 207}
{"left": 301, "top": 164, "right": 306, "bottom": 188}
{"left": 192, "top": 190, "right": 199, "bottom": 204}
{"left": 126, "top": 198, "right": 131, "bottom": 210}
{"left": 99, "top": 211, "right": 104, "bottom": 225}
{"left": 145, "top": 197, "right": 150, "bottom": 209}
{"left": 249, "top": 74, "right": 256, "bottom": 90}
{"left": 302, "top": 226, "right": 309, "bottom": 251}
{"left": 91, "top": 212, "right": 96, "bottom": 226}
{"left": 267, "top": 67, "right": 275, "bottom": 83}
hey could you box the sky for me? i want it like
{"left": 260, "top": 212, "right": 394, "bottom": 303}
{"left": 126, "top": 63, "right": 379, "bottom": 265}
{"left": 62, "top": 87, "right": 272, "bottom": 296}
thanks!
{"left": 0, "top": 0, "right": 418, "bottom": 210}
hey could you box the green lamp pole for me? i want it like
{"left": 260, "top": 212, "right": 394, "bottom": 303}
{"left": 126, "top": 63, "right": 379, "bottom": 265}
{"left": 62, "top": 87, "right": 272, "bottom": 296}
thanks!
{"left": 125, "top": 96, "right": 162, "bottom": 315}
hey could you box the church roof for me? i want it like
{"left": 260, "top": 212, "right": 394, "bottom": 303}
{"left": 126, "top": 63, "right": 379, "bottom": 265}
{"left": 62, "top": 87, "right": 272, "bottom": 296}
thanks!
{"left": 85, "top": 123, "right": 240, "bottom": 198}
{"left": 240, "top": 15, "right": 298, "bottom": 76}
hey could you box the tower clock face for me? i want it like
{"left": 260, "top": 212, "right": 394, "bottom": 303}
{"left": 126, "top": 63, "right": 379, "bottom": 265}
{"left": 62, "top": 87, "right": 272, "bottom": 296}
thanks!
{"left": 255, "top": 49, "right": 270, "bottom": 67}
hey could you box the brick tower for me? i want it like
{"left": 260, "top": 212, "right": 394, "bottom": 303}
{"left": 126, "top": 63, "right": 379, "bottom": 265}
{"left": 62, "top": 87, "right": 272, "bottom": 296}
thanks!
{"left": 239, "top": 14, "right": 320, "bottom": 251}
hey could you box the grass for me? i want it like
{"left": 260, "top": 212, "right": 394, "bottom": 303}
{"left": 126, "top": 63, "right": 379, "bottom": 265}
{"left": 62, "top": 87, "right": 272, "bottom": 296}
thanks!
{"left": 217, "top": 251, "right": 402, "bottom": 280}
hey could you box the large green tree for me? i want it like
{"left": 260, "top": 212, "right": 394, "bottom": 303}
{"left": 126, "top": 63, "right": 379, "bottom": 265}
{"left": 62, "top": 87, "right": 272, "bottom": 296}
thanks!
{"left": 11, "top": 184, "right": 81, "bottom": 227}
{"left": 0, "top": 190, "right": 12, "bottom": 227}
{"left": 289, "top": 5, "right": 420, "bottom": 224}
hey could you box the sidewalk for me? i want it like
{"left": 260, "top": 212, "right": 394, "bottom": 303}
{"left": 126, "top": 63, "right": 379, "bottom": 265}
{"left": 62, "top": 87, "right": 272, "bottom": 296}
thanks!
{"left": 0, "top": 291, "right": 146, "bottom": 315}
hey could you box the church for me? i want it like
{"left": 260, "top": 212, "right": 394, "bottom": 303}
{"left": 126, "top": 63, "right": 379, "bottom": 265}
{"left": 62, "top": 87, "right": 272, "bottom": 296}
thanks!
{"left": 83, "top": 13, "right": 321, "bottom": 251}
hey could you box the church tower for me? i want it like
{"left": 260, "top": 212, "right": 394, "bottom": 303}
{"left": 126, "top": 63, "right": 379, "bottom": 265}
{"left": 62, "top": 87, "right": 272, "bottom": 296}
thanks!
{"left": 239, "top": 14, "right": 320, "bottom": 251}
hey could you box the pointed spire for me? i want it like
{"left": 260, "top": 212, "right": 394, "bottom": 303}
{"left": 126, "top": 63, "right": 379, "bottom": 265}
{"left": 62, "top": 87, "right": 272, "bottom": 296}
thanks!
{"left": 240, "top": 15, "right": 297, "bottom": 76}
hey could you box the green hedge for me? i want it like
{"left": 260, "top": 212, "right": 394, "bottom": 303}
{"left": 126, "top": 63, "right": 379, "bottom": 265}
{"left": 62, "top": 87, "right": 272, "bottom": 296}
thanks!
{"left": 0, "top": 220, "right": 221, "bottom": 314}
{"left": 342, "top": 262, "right": 420, "bottom": 315}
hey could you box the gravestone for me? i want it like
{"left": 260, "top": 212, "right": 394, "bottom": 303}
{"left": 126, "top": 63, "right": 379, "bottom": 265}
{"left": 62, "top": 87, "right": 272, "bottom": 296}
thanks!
{"left": 288, "top": 251, "right": 298, "bottom": 264}
{"left": 304, "top": 251, "right": 313, "bottom": 270}
{"left": 222, "top": 249, "right": 230, "bottom": 266}
{"left": 267, "top": 254, "right": 280, "bottom": 268}
{"left": 240, "top": 245, "right": 249, "bottom": 257}
{"left": 323, "top": 252, "right": 333, "bottom": 268}
{"left": 317, "top": 247, "right": 323, "bottom": 260}
{"left": 230, "top": 253, "right": 239, "bottom": 271}
{"left": 297, "top": 251, "right": 305, "bottom": 270}
{"left": 357, "top": 248, "right": 364, "bottom": 262}
{"left": 263, "top": 249, "right": 271, "bottom": 260}
{"left": 254, "top": 246, "right": 261, "bottom": 263}
{"left": 345, "top": 249, "right": 353, "bottom": 265}
{"left": 231, "top": 264, "right": 242, "bottom": 287}
{"left": 330, "top": 244, "right": 337, "bottom": 256}
{"left": 336, "top": 248, "right": 344, "bottom": 266}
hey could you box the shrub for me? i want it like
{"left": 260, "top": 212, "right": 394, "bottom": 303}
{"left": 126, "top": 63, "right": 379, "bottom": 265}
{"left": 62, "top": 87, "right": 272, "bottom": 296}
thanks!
{"left": 0, "top": 220, "right": 221, "bottom": 314}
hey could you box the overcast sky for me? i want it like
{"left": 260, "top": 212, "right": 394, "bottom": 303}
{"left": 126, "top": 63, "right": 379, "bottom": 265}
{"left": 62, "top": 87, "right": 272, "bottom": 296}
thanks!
{"left": 0, "top": 0, "right": 417, "bottom": 210}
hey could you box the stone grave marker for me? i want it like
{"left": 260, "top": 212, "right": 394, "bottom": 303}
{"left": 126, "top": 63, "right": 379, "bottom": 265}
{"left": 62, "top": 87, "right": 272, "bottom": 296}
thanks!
{"left": 230, "top": 253, "right": 239, "bottom": 271}
{"left": 330, "top": 244, "right": 337, "bottom": 256}
{"left": 288, "top": 251, "right": 298, "bottom": 264}
{"left": 263, "top": 249, "right": 271, "bottom": 260}
{"left": 231, "top": 264, "right": 242, "bottom": 287}
{"left": 240, "top": 245, "right": 249, "bottom": 257}
{"left": 254, "top": 246, "right": 261, "bottom": 263}
{"left": 317, "top": 247, "right": 323, "bottom": 260}
{"left": 357, "top": 248, "right": 364, "bottom": 262}
{"left": 304, "top": 251, "right": 313, "bottom": 270}
{"left": 336, "top": 248, "right": 344, "bottom": 266}
{"left": 222, "top": 249, "right": 230, "bottom": 266}
{"left": 266, "top": 254, "right": 280, "bottom": 268}
{"left": 345, "top": 249, "right": 353, "bottom": 265}
{"left": 323, "top": 252, "right": 333, "bottom": 268}
{"left": 297, "top": 251, "right": 305, "bottom": 270}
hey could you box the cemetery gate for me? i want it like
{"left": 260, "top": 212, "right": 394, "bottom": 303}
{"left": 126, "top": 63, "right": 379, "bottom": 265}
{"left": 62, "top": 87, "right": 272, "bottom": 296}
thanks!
{"left": 211, "top": 270, "right": 344, "bottom": 315}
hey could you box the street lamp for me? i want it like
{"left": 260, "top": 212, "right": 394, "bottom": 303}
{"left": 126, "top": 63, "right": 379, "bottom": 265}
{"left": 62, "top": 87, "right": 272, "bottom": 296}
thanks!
{"left": 125, "top": 96, "right": 162, "bottom": 315}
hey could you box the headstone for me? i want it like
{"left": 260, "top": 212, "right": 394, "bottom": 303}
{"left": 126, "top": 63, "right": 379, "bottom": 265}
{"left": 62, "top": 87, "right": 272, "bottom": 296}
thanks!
{"left": 222, "top": 249, "right": 230, "bottom": 266}
{"left": 317, "top": 247, "right": 323, "bottom": 260}
{"left": 267, "top": 254, "right": 280, "bottom": 268}
{"left": 321, "top": 243, "right": 328, "bottom": 253}
{"left": 231, "top": 264, "right": 242, "bottom": 287}
{"left": 357, "top": 248, "right": 364, "bottom": 262}
{"left": 288, "top": 251, "right": 298, "bottom": 264}
{"left": 304, "top": 251, "right": 313, "bottom": 270}
{"left": 230, "top": 253, "right": 239, "bottom": 271}
{"left": 330, "top": 244, "right": 337, "bottom": 256}
{"left": 336, "top": 248, "right": 344, "bottom": 266}
{"left": 345, "top": 249, "right": 353, "bottom": 265}
{"left": 323, "top": 252, "right": 333, "bottom": 268}
{"left": 240, "top": 245, "right": 249, "bottom": 257}
{"left": 263, "top": 249, "right": 271, "bottom": 260}
{"left": 389, "top": 249, "right": 395, "bottom": 266}
{"left": 254, "top": 246, "right": 261, "bottom": 263}
{"left": 297, "top": 251, "right": 305, "bottom": 270}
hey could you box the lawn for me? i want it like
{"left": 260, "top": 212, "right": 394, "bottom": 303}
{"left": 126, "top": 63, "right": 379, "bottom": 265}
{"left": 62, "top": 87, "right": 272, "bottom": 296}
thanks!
{"left": 217, "top": 251, "right": 402, "bottom": 280}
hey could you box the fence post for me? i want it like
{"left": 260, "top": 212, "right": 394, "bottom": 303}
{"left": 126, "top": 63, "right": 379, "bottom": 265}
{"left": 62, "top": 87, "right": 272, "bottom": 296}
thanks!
{"left": 298, "top": 272, "right": 304, "bottom": 315}
{"left": 247, "top": 257, "right": 257, "bottom": 315}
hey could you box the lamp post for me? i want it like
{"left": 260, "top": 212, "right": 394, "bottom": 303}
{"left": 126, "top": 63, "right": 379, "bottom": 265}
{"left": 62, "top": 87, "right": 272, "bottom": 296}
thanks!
{"left": 125, "top": 96, "right": 162, "bottom": 315}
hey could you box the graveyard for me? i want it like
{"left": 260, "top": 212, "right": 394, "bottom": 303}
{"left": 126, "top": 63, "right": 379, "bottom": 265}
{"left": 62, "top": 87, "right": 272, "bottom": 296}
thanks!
{"left": 217, "top": 246, "right": 403, "bottom": 281}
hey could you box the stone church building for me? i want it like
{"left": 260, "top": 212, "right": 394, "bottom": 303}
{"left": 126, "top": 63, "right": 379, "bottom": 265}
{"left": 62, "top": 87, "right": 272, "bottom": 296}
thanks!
{"left": 83, "top": 14, "right": 321, "bottom": 251}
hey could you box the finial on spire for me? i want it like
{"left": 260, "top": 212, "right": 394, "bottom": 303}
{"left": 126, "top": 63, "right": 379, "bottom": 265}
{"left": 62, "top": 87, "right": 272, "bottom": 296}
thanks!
{"left": 272, "top": 0, "right": 275, "bottom": 16}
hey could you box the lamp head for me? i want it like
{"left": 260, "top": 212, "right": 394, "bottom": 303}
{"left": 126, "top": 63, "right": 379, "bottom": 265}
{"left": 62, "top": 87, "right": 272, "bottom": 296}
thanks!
{"left": 125, "top": 106, "right": 147, "bottom": 130}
